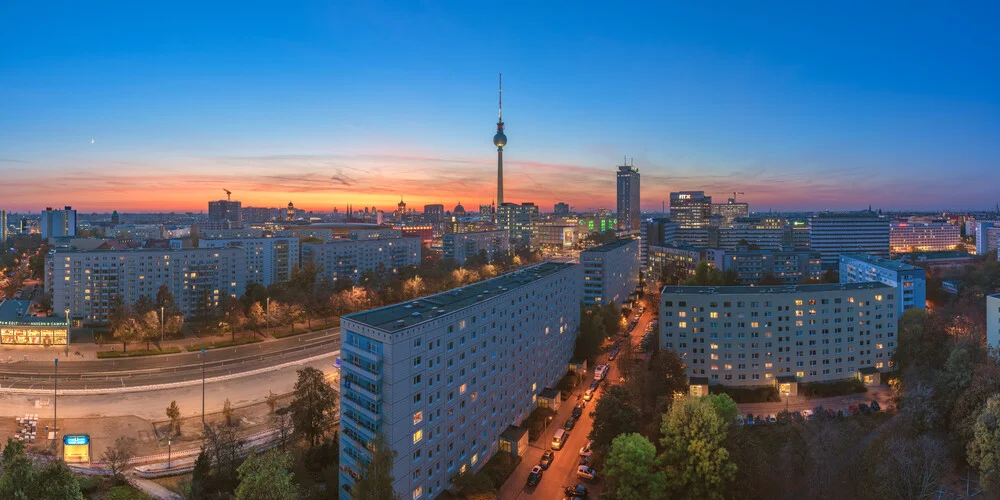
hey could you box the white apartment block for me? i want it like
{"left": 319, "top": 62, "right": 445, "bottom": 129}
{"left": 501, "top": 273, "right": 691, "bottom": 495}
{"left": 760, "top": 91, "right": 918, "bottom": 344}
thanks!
{"left": 808, "top": 212, "right": 890, "bottom": 267}
{"left": 581, "top": 239, "right": 640, "bottom": 307}
{"left": 337, "top": 262, "right": 582, "bottom": 500}
{"left": 988, "top": 294, "right": 1000, "bottom": 349}
{"left": 443, "top": 230, "right": 510, "bottom": 265}
{"left": 839, "top": 254, "right": 926, "bottom": 313}
{"left": 198, "top": 237, "right": 299, "bottom": 288}
{"left": 45, "top": 247, "right": 245, "bottom": 324}
{"left": 660, "top": 282, "right": 897, "bottom": 388}
{"left": 41, "top": 206, "right": 77, "bottom": 239}
{"left": 303, "top": 238, "right": 421, "bottom": 283}
{"left": 889, "top": 221, "right": 960, "bottom": 253}
{"left": 350, "top": 228, "right": 403, "bottom": 240}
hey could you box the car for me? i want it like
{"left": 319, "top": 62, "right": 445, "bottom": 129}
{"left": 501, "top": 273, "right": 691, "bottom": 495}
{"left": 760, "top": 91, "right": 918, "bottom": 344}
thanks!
{"left": 870, "top": 400, "right": 881, "bottom": 411}
{"left": 594, "top": 364, "right": 609, "bottom": 381}
{"left": 572, "top": 406, "right": 583, "bottom": 419}
{"left": 735, "top": 414, "right": 745, "bottom": 427}
{"left": 860, "top": 403, "right": 872, "bottom": 415}
{"left": 564, "top": 417, "right": 577, "bottom": 431}
{"left": 825, "top": 409, "right": 836, "bottom": 419}
{"left": 577, "top": 465, "right": 598, "bottom": 480}
{"left": 608, "top": 351, "right": 618, "bottom": 361}
{"left": 745, "top": 413, "right": 754, "bottom": 426}
{"left": 768, "top": 414, "right": 777, "bottom": 424}
{"left": 849, "top": 404, "right": 859, "bottom": 416}
{"left": 539, "top": 450, "right": 554, "bottom": 470}
{"left": 564, "top": 485, "right": 589, "bottom": 498}
{"left": 583, "top": 389, "right": 594, "bottom": 402}
{"left": 801, "top": 409, "right": 814, "bottom": 420}
{"left": 527, "top": 466, "right": 543, "bottom": 486}
{"left": 578, "top": 455, "right": 592, "bottom": 466}
{"left": 589, "top": 380, "right": 600, "bottom": 391}
{"left": 579, "top": 440, "right": 593, "bottom": 457}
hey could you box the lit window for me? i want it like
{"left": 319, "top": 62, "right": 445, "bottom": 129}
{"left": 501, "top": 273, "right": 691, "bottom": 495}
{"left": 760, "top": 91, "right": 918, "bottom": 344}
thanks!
{"left": 413, "top": 430, "right": 423, "bottom": 444}
{"left": 413, "top": 411, "right": 423, "bottom": 425}
{"left": 413, "top": 486, "right": 423, "bottom": 500}
{"left": 460, "top": 384, "right": 467, "bottom": 394}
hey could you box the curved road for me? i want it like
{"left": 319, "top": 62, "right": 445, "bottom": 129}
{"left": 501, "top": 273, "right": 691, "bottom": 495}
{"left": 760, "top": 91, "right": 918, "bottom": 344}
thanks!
{"left": 0, "top": 330, "right": 340, "bottom": 391}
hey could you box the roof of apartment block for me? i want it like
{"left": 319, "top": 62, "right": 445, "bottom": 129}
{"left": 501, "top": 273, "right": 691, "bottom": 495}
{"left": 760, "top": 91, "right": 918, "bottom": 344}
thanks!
{"left": 661, "top": 282, "right": 893, "bottom": 296}
{"left": 840, "top": 253, "right": 921, "bottom": 271}
{"left": 581, "top": 238, "right": 638, "bottom": 253}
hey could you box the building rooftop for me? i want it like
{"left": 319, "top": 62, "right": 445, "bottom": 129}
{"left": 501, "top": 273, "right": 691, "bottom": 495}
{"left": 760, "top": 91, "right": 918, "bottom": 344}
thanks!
{"left": 661, "top": 282, "right": 893, "bottom": 296}
{"left": 840, "top": 253, "right": 921, "bottom": 272}
{"left": 0, "top": 300, "right": 66, "bottom": 326}
{"left": 907, "top": 251, "right": 976, "bottom": 260}
{"left": 344, "top": 262, "right": 576, "bottom": 332}
{"left": 581, "top": 238, "right": 638, "bottom": 254}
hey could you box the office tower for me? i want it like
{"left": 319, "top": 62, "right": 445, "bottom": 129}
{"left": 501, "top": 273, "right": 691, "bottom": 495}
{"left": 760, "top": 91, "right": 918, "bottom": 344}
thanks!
{"left": 808, "top": 212, "right": 889, "bottom": 267}
{"left": 302, "top": 238, "right": 421, "bottom": 283}
{"left": 839, "top": 254, "right": 927, "bottom": 313}
{"left": 19, "top": 218, "right": 30, "bottom": 235}
{"left": 338, "top": 262, "right": 582, "bottom": 499}
{"left": 616, "top": 163, "right": 641, "bottom": 232}
{"left": 554, "top": 202, "right": 570, "bottom": 215}
{"left": 443, "top": 230, "right": 510, "bottom": 265}
{"left": 198, "top": 237, "right": 299, "bottom": 287}
{"left": 889, "top": 221, "right": 961, "bottom": 253}
{"left": 710, "top": 217, "right": 789, "bottom": 251}
{"left": 493, "top": 73, "right": 507, "bottom": 206}
{"left": 670, "top": 192, "right": 712, "bottom": 246}
{"left": 722, "top": 250, "right": 823, "bottom": 285}
{"left": 478, "top": 203, "right": 495, "bottom": 222}
{"left": 641, "top": 218, "right": 678, "bottom": 274}
{"left": 973, "top": 221, "right": 1000, "bottom": 256}
{"left": 711, "top": 198, "right": 750, "bottom": 224}
{"left": 988, "top": 294, "right": 1000, "bottom": 348}
{"left": 581, "top": 239, "right": 640, "bottom": 307}
{"left": 242, "top": 206, "right": 278, "bottom": 223}
{"left": 0, "top": 210, "right": 6, "bottom": 243}
{"left": 424, "top": 204, "right": 445, "bottom": 223}
{"left": 497, "top": 202, "right": 538, "bottom": 248}
{"left": 661, "top": 283, "right": 896, "bottom": 389}
{"left": 40, "top": 206, "right": 78, "bottom": 239}
{"left": 208, "top": 199, "right": 243, "bottom": 225}
{"left": 46, "top": 247, "right": 246, "bottom": 323}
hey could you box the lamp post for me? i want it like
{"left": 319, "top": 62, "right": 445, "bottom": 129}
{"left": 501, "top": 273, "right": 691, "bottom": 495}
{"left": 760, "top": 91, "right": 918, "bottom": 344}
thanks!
{"left": 53, "top": 358, "right": 58, "bottom": 435}
{"left": 167, "top": 437, "right": 172, "bottom": 469}
{"left": 265, "top": 297, "right": 270, "bottom": 337}
{"left": 201, "top": 349, "right": 207, "bottom": 430}
{"left": 64, "top": 308, "right": 70, "bottom": 356}
{"left": 159, "top": 306, "right": 164, "bottom": 345}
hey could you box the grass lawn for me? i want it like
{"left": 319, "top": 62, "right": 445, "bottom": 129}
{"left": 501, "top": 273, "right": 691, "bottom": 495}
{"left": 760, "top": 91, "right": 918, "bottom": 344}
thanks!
{"left": 96, "top": 347, "right": 182, "bottom": 359}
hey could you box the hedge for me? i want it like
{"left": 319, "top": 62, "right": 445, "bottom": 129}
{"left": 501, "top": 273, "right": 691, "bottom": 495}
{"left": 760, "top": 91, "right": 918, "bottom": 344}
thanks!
{"left": 96, "top": 347, "right": 182, "bottom": 359}
{"left": 184, "top": 337, "right": 262, "bottom": 351}
{"left": 709, "top": 385, "right": 781, "bottom": 403}
{"left": 800, "top": 378, "right": 867, "bottom": 398}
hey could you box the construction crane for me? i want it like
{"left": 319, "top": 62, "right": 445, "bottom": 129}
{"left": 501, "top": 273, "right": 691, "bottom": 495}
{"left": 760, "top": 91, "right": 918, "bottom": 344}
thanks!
{"left": 730, "top": 191, "right": 745, "bottom": 203}
{"left": 223, "top": 189, "right": 231, "bottom": 201}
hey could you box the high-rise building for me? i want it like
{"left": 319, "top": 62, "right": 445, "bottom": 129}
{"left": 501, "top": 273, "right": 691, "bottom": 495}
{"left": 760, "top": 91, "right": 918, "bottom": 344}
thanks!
{"left": 46, "top": 247, "right": 245, "bottom": 323}
{"left": 493, "top": 74, "right": 507, "bottom": 206}
{"left": 208, "top": 199, "right": 243, "bottom": 225}
{"left": 710, "top": 198, "right": 749, "bottom": 224}
{"left": 0, "top": 210, "right": 7, "bottom": 244}
{"left": 286, "top": 202, "right": 296, "bottom": 221}
{"left": 660, "top": 283, "right": 897, "bottom": 389}
{"left": 972, "top": 221, "right": 1000, "bottom": 256}
{"left": 808, "top": 212, "right": 889, "bottom": 267}
{"left": 302, "top": 238, "right": 421, "bottom": 283}
{"left": 423, "top": 204, "right": 445, "bottom": 223}
{"left": 41, "top": 206, "right": 77, "bottom": 239}
{"left": 338, "top": 262, "right": 582, "bottom": 499}
{"left": 554, "top": 202, "right": 570, "bottom": 215}
{"left": 443, "top": 230, "right": 510, "bottom": 264}
{"left": 581, "top": 239, "right": 640, "bottom": 307}
{"left": 616, "top": 163, "right": 640, "bottom": 232}
{"left": 670, "top": 192, "right": 713, "bottom": 229}
{"left": 839, "top": 254, "right": 926, "bottom": 314}
{"left": 198, "top": 237, "right": 299, "bottom": 287}
{"left": 497, "top": 202, "right": 538, "bottom": 248}
{"left": 889, "top": 221, "right": 961, "bottom": 253}
{"left": 988, "top": 294, "right": 1000, "bottom": 348}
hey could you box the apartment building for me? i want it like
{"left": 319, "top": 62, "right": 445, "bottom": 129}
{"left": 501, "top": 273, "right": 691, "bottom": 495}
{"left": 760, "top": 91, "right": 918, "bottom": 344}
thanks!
{"left": 198, "top": 237, "right": 299, "bottom": 288}
{"left": 580, "top": 239, "right": 640, "bottom": 307}
{"left": 303, "top": 238, "right": 421, "bottom": 283}
{"left": 889, "top": 221, "right": 961, "bottom": 253}
{"left": 660, "top": 282, "right": 896, "bottom": 388}
{"left": 988, "top": 294, "right": 1000, "bottom": 349}
{"left": 839, "top": 254, "right": 926, "bottom": 313}
{"left": 442, "top": 230, "right": 510, "bottom": 265}
{"left": 45, "top": 247, "right": 245, "bottom": 324}
{"left": 722, "top": 250, "right": 823, "bottom": 285}
{"left": 338, "top": 262, "right": 582, "bottom": 499}
{"left": 808, "top": 212, "right": 890, "bottom": 267}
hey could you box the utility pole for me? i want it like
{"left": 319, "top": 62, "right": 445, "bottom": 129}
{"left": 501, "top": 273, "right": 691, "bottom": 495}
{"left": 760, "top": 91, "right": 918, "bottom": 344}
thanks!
{"left": 201, "top": 349, "right": 207, "bottom": 430}
{"left": 53, "top": 358, "right": 58, "bottom": 435}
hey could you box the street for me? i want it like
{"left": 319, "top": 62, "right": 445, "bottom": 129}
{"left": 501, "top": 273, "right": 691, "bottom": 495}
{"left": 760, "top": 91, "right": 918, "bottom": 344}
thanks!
{"left": 498, "top": 306, "right": 655, "bottom": 499}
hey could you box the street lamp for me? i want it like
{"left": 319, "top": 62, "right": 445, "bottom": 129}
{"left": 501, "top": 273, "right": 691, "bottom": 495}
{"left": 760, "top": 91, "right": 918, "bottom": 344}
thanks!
{"left": 64, "top": 308, "right": 70, "bottom": 356}
{"left": 159, "top": 306, "right": 164, "bottom": 346}
{"left": 53, "top": 358, "right": 58, "bottom": 435}
{"left": 167, "top": 437, "right": 172, "bottom": 469}
{"left": 201, "top": 348, "right": 207, "bottom": 430}
{"left": 265, "top": 297, "right": 270, "bottom": 337}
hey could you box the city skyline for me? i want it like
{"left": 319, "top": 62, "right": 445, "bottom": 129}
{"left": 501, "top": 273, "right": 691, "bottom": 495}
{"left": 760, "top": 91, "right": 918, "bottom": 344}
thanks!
{"left": 2, "top": 3, "right": 998, "bottom": 213}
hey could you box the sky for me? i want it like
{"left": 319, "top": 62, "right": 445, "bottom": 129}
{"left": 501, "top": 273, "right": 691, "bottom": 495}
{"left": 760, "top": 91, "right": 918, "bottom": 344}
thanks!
{"left": 1, "top": 1, "right": 998, "bottom": 213}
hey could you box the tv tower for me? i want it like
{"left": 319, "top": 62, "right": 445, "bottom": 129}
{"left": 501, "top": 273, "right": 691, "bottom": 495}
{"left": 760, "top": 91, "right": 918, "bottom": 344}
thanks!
{"left": 493, "top": 73, "right": 507, "bottom": 206}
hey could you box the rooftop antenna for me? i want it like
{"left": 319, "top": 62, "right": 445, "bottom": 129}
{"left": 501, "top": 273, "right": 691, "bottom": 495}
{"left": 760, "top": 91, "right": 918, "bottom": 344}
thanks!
{"left": 498, "top": 73, "right": 503, "bottom": 122}
{"left": 223, "top": 188, "right": 231, "bottom": 201}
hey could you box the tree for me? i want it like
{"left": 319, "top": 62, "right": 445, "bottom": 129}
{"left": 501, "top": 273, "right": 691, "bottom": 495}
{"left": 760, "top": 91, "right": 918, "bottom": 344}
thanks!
{"left": 101, "top": 436, "right": 138, "bottom": 483}
{"left": 166, "top": 400, "right": 181, "bottom": 436}
{"left": 247, "top": 302, "right": 266, "bottom": 335}
{"left": 33, "top": 460, "right": 85, "bottom": 500}
{"left": 272, "top": 407, "right": 295, "bottom": 451}
{"left": 222, "top": 398, "right": 234, "bottom": 427}
{"left": 871, "top": 435, "right": 953, "bottom": 500}
{"left": 758, "top": 273, "right": 784, "bottom": 285}
{"left": 1, "top": 439, "right": 83, "bottom": 500}
{"left": 235, "top": 450, "right": 297, "bottom": 500}
{"left": 968, "top": 395, "right": 1000, "bottom": 493}
{"left": 117, "top": 317, "right": 141, "bottom": 352}
{"left": 893, "top": 309, "right": 949, "bottom": 372}
{"left": 603, "top": 433, "right": 667, "bottom": 500}
{"left": 659, "top": 396, "right": 736, "bottom": 500}
{"left": 290, "top": 367, "right": 338, "bottom": 447}
{"left": 140, "top": 310, "right": 160, "bottom": 350}
{"left": 705, "top": 393, "right": 739, "bottom": 424}
{"left": 189, "top": 447, "right": 212, "bottom": 499}
{"left": 205, "top": 423, "right": 245, "bottom": 494}
{"left": 37, "top": 292, "right": 53, "bottom": 315}
{"left": 133, "top": 294, "right": 154, "bottom": 317}
{"left": 266, "top": 390, "right": 280, "bottom": 414}
{"left": 155, "top": 284, "right": 178, "bottom": 314}
{"left": 353, "top": 433, "right": 401, "bottom": 500}
{"left": 588, "top": 385, "right": 641, "bottom": 453}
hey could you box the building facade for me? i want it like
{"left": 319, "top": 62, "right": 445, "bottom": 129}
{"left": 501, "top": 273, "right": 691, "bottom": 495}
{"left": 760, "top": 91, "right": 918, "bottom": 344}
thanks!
{"left": 0, "top": 300, "right": 68, "bottom": 345}
{"left": 580, "top": 239, "right": 640, "bottom": 307}
{"left": 442, "top": 230, "right": 510, "bottom": 265}
{"left": 889, "top": 221, "right": 961, "bottom": 253}
{"left": 45, "top": 247, "right": 245, "bottom": 324}
{"left": 711, "top": 198, "right": 750, "bottom": 224}
{"left": 839, "top": 254, "right": 926, "bottom": 313}
{"left": 533, "top": 225, "right": 576, "bottom": 249}
{"left": 554, "top": 202, "right": 570, "bottom": 215}
{"left": 616, "top": 164, "right": 640, "bottom": 232}
{"left": 338, "top": 262, "right": 582, "bottom": 500}
{"left": 660, "top": 283, "right": 897, "bottom": 387}
{"left": 303, "top": 238, "right": 421, "bottom": 283}
{"left": 423, "top": 205, "right": 445, "bottom": 224}
{"left": 208, "top": 199, "right": 243, "bottom": 225}
{"left": 497, "top": 203, "right": 538, "bottom": 248}
{"left": 350, "top": 228, "right": 403, "bottom": 241}
{"left": 670, "top": 192, "right": 712, "bottom": 229}
{"left": 988, "top": 294, "right": 1000, "bottom": 349}
{"left": 199, "top": 237, "right": 299, "bottom": 288}
{"left": 808, "top": 212, "right": 890, "bottom": 267}
{"left": 41, "top": 206, "right": 77, "bottom": 239}
{"left": 722, "top": 250, "right": 823, "bottom": 285}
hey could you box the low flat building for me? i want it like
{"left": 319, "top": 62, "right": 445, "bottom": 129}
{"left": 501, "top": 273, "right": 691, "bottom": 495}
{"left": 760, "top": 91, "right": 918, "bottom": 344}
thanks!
{"left": 442, "top": 230, "right": 510, "bottom": 265}
{"left": 533, "top": 225, "right": 577, "bottom": 249}
{"left": 581, "top": 239, "right": 640, "bottom": 307}
{"left": 0, "top": 300, "right": 68, "bottom": 345}
{"left": 839, "top": 254, "right": 926, "bottom": 313}
{"left": 660, "top": 282, "right": 896, "bottom": 388}
{"left": 303, "top": 237, "right": 421, "bottom": 283}
{"left": 338, "top": 262, "right": 582, "bottom": 500}
{"left": 349, "top": 228, "right": 403, "bottom": 241}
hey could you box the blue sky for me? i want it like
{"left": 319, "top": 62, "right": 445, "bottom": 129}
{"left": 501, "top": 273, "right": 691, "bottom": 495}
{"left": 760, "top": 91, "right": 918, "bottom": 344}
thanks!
{"left": 1, "top": 1, "right": 997, "bottom": 212}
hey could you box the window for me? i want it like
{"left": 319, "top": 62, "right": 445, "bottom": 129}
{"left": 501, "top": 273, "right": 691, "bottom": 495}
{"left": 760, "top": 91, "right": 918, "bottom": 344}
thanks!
{"left": 413, "top": 486, "right": 423, "bottom": 500}
{"left": 414, "top": 411, "right": 423, "bottom": 425}
{"left": 414, "top": 429, "right": 423, "bottom": 444}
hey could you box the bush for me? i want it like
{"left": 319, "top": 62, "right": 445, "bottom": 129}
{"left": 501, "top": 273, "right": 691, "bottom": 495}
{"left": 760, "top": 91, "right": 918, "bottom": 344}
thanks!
{"left": 97, "top": 347, "right": 181, "bottom": 358}
{"left": 480, "top": 452, "right": 521, "bottom": 487}
{"left": 709, "top": 385, "right": 781, "bottom": 403}
{"left": 184, "top": 337, "right": 262, "bottom": 351}
{"left": 557, "top": 372, "right": 578, "bottom": 399}
{"left": 523, "top": 407, "right": 556, "bottom": 442}
{"left": 800, "top": 378, "right": 867, "bottom": 398}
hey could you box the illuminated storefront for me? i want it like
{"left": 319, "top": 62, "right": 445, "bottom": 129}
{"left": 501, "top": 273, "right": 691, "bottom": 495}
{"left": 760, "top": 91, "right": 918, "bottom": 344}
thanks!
{"left": 0, "top": 300, "right": 68, "bottom": 345}
{"left": 63, "top": 434, "right": 91, "bottom": 463}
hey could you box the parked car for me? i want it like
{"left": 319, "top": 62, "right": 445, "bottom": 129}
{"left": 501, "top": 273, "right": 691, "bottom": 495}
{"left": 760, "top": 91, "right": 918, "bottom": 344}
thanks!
{"left": 564, "top": 417, "right": 577, "bottom": 431}
{"left": 578, "top": 455, "right": 592, "bottom": 467}
{"left": 527, "top": 466, "right": 543, "bottom": 486}
{"left": 577, "top": 465, "right": 598, "bottom": 480}
{"left": 860, "top": 403, "right": 872, "bottom": 415}
{"left": 583, "top": 389, "right": 594, "bottom": 402}
{"left": 589, "top": 380, "right": 600, "bottom": 391}
{"left": 826, "top": 409, "right": 836, "bottom": 419}
{"left": 608, "top": 351, "right": 618, "bottom": 361}
{"left": 767, "top": 414, "right": 777, "bottom": 424}
{"left": 564, "top": 485, "right": 589, "bottom": 498}
{"left": 849, "top": 404, "right": 859, "bottom": 416}
{"left": 801, "top": 409, "right": 814, "bottom": 420}
{"left": 580, "top": 440, "right": 593, "bottom": 457}
{"left": 870, "top": 400, "right": 881, "bottom": 411}
{"left": 735, "top": 414, "right": 745, "bottom": 427}
{"left": 572, "top": 406, "right": 583, "bottom": 419}
{"left": 539, "top": 451, "right": 554, "bottom": 470}
{"left": 745, "top": 413, "right": 754, "bottom": 426}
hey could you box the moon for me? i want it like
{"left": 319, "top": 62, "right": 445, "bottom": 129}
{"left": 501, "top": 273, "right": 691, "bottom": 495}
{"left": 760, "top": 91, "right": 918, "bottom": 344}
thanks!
{"left": 90, "top": 139, "right": 95, "bottom": 144}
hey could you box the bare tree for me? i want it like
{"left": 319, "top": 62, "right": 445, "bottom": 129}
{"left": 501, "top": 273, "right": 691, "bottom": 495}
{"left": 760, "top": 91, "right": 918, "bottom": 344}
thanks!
{"left": 875, "top": 435, "right": 953, "bottom": 500}
{"left": 271, "top": 407, "right": 294, "bottom": 451}
{"left": 101, "top": 436, "right": 138, "bottom": 483}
